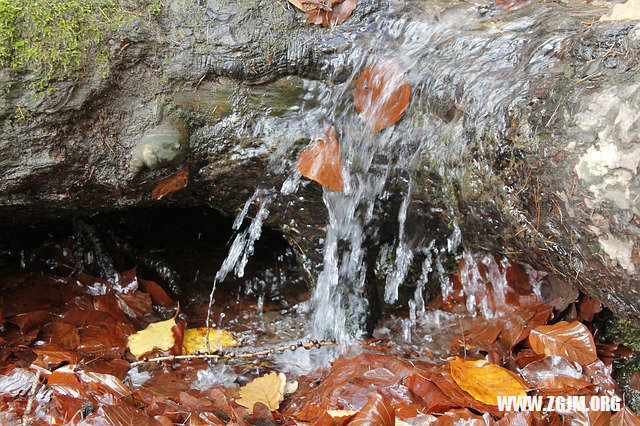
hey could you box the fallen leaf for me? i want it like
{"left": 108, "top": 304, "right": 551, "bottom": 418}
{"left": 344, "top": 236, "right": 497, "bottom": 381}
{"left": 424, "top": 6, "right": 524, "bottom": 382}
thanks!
{"left": 529, "top": 321, "right": 597, "bottom": 366}
{"left": 284, "top": 380, "right": 298, "bottom": 395}
{"left": 354, "top": 60, "right": 411, "bottom": 133}
{"left": 599, "top": 0, "right": 640, "bottom": 21}
{"left": 449, "top": 356, "right": 527, "bottom": 406}
{"left": 306, "top": 0, "right": 357, "bottom": 28}
{"left": 151, "top": 165, "right": 189, "bottom": 200}
{"left": 138, "top": 278, "right": 175, "bottom": 308}
{"left": 181, "top": 327, "right": 239, "bottom": 354}
{"left": 575, "top": 295, "right": 602, "bottom": 323}
{"left": 296, "top": 125, "right": 344, "bottom": 192}
{"left": 236, "top": 372, "right": 287, "bottom": 413}
{"left": 349, "top": 393, "right": 395, "bottom": 425}
{"left": 127, "top": 317, "right": 176, "bottom": 359}
{"left": 327, "top": 410, "right": 359, "bottom": 417}
{"left": 611, "top": 405, "right": 640, "bottom": 425}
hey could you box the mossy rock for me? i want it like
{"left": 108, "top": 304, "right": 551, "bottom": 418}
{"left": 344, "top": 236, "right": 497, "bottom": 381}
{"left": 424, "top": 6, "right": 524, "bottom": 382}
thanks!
{"left": 0, "top": 0, "right": 162, "bottom": 90}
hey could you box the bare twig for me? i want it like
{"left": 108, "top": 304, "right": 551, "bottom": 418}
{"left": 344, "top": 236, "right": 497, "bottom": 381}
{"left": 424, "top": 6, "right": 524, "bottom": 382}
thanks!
{"left": 21, "top": 370, "right": 42, "bottom": 426}
{"left": 130, "top": 339, "right": 338, "bottom": 367}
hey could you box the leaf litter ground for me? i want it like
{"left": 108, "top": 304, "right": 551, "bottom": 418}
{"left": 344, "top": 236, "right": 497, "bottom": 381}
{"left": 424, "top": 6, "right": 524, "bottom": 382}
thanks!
{"left": 0, "top": 236, "right": 639, "bottom": 424}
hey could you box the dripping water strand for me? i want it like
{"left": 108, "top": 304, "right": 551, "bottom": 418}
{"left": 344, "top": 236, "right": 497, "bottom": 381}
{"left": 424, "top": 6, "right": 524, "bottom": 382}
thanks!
{"left": 205, "top": 190, "right": 273, "bottom": 351}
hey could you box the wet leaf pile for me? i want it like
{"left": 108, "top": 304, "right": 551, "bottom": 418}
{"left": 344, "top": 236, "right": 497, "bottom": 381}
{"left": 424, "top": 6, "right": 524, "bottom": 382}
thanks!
{"left": 1, "top": 239, "right": 639, "bottom": 424}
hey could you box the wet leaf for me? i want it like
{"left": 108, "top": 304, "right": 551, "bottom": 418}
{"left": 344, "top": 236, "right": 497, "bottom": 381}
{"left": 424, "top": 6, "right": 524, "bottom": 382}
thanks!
{"left": 127, "top": 317, "right": 176, "bottom": 359}
{"left": 611, "top": 405, "right": 640, "bottom": 425}
{"left": 236, "top": 372, "right": 286, "bottom": 413}
{"left": 449, "top": 356, "right": 527, "bottom": 406}
{"left": 138, "top": 278, "right": 175, "bottom": 308}
{"left": 152, "top": 165, "right": 189, "bottom": 200}
{"left": 599, "top": 0, "right": 640, "bottom": 21}
{"left": 575, "top": 295, "right": 602, "bottom": 323}
{"left": 45, "top": 322, "right": 81, "bottom": 350}
{"left": 529, "top": 321, "right": 597, "bottom": 366}
{"left": 432, "top": 408, "right": 491, "bottom": 425}
{"left": 182, "top": 327, "right": 239, "bottom": 354}
{"left": 327, "top": 409, "right": 359, "bottom": 417}
{"left": 354, "top": 60, "right": 411, "bottom": 133}
{"left": 306, "top": 0, "right": 357, "bottom": 28}
{"left": 349, "top": 393, "right": 395, "bottom": 425}
{"left": 296, "top": 125, "right": 344, "bottom": 192}
{"left": 404, "top": 373, "right": 451, "bottom": 413}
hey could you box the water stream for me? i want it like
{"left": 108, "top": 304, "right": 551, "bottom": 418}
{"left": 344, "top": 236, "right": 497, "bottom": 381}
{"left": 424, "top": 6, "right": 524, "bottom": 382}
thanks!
{"left": 204, "top": 0, "right": 599, "bottom": 346}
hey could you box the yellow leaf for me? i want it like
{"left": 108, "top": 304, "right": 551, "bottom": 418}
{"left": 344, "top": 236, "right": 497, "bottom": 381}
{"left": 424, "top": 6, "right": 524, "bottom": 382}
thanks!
{"left": 236, "top": 372, "right": 286, "bottom": 413}
{"left": 449, "top": 356, "right": 527, "bottom": 406}
{"left": 600, "top": 0, "right": 640, "bottom": 21}
{"left": 327, "top": 410, "right": 359, "bottom": 417}
{"left": 181, "top": 327, "right": 238, "bottom": 355}
{"left": 127, "top": 318, "right": 176, "bottom": 359}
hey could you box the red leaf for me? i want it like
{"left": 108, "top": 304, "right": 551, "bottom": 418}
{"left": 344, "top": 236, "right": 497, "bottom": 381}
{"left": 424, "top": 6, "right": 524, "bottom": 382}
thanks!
{"left": 529, "top": 321, "right": 597, "bottom": 366}
{"left": 354, "top": 60, "right": 410, "bottom": 133}
{"left": 296, "top": 125, "right": 343, "bottom": 192}
{"left": 152, "top": 165, "right": 189, "bottom": 200}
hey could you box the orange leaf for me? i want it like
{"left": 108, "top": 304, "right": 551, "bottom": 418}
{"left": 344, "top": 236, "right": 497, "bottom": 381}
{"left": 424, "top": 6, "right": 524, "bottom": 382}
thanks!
{"left": 151, "top": 165, "right": 189, "bottom": 200}
{"left": 296, "top": 125, "right": 343, "bottom": 192}
{"left": 529, "top": 321, "right": 597, "bottom": 366}
{"left": 353, "top": 60, "right": 410, "bottom": 133}
{"left": 449, "top": 356, "right": 527, "bottom": 406}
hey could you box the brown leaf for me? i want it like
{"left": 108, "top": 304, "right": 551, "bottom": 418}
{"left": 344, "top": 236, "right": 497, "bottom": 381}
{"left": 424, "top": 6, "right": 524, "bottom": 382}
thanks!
{"left": 306, "top": 0, "right": 357, "bottom": 28}
{"left": 296, "top": 125, "right": 343, "bottom": 192}
{"left": 495, "top": 411, "right": 534, "bottom": 426}
{"left": 46, "top": 322, "right": 81, "bottom": 350}
{"left": 349, "top": 393, "right": 394, "bottom": 426}
{"left": 575, "top": 295, "right": 602, "bottom": 322}
{"left": 611, "top": 405, "right": 640, "bottom": 426}
{"left": 138, "top": 278, "right": 175, "bottom": 308}
{"left": 432, "top": 408, "right": 490, "bottom": 425}
{"left": 449, "top": 356, "right": 527, "bottom": 406}
{"left": 152, "top": 165, "right": 189, "bottom": 200}
{"left": 529, "top": 321, "right": 597, "bottom": 366}
{"left": 404, "top": 373, "right": 451, "bottom": 413}
{"left": 236, "top": 372, "right": 286, "bottom": 413}
{"left": 354, "top": 60, "right": 410, "bottom": 133}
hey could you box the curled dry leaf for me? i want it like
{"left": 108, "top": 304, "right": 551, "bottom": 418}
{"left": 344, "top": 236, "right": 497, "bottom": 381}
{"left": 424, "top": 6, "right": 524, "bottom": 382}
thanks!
{"left": 599, "top": 0, "right": 640, "bottom": 21}
{"left": 181, "top": 327, "right": 239, "bottom": 355}
{"left": 151, "top": 165, "right": 189, "bottom": 200}
{"left": 126, "top": 317, "right": 176, "bottom": 359}
{"left": 354, "top": 60, "right": 411, "bottom": 133}
{"left": 448, "top": 356, "right": 527, "bottom": 406}
{"left": 236, "top": 372, "right": 287, "bottom": 413}
{"left": 529, "top": 321, "right": 597, "bottom": 366}
{"left": 306, "top": 0, "right": 357, "bottom": 28}
{"left": 296, "top": 125, "right": 344, "bottom": 192}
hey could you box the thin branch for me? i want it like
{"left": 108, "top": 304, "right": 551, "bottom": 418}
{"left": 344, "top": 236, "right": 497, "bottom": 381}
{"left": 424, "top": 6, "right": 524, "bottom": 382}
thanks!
{"left": 21, "top": 370, "right": 42, "bottom": 426}
{"left": 130, "top": 340, "right": 338, "bottom": 367}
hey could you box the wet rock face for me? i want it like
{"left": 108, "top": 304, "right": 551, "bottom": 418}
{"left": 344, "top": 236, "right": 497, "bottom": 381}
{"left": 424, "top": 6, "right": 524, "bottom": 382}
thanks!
{"left": 1, "top": 0, "right": 640, "bottom": 323}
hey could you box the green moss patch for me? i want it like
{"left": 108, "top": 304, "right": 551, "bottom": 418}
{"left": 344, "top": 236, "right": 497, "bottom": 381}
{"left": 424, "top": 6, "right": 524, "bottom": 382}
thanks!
{"left": 0, "top": 0, "right": 161, "bottom": 89}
